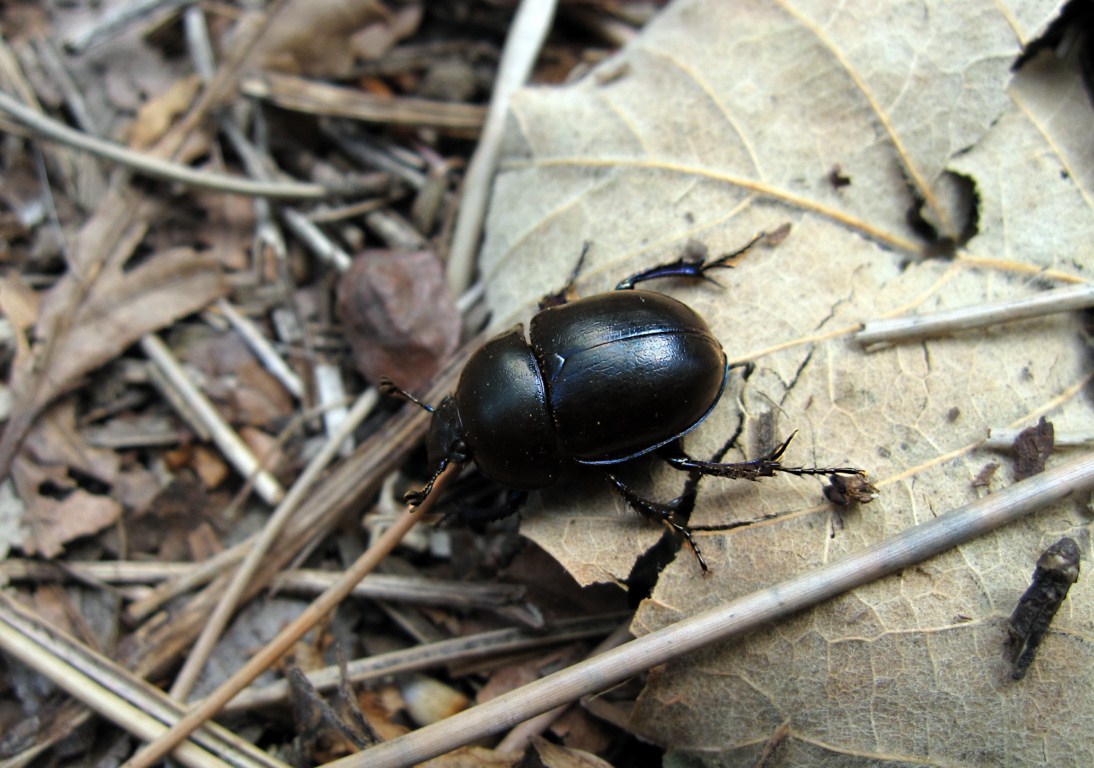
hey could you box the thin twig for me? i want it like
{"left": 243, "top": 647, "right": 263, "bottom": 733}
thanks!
{"left": 280, "top": 207, "right": 353, "bottom": 271}
{"left": 141, "top": 334, "right": 285, "bottom": 505}
{"left": 332, "top": 451, "right": 1094, "bottom": 768}
{"left": 0, "top": 560, "right": 527, "bottom": 613}
{"left": 446, "top": 0, "right": 559, "bottom": 296}
{"left": 212, "top": 299, "right": 305, "bottom": 399}
{"left": 495, "top": 620, "right": 634, "bottom": 754}
{"left": 64, "top": 0, "right": 194, "bottom": 53}
{"left": 224, "top": 615, "right": 623, "bottom": 712}
{"left": 857, "top": 283, "right": 1094, "bottom": 347}
{"left": 121, "top": 461, "right": 461, "bottom": 768}
{"left": 985, "top": 428, "right": 1094, "bottom": 451}
{"left": 168, "top": 388, "right": 379, "bottom": 701}
{"left": 0, "top": 594, "right": 288, "bottom": 768}
{"left": 241, "top": 73, "right": 487, "bottom": 131}
{"left": 0, "top": 90, "right": 330, "bottom": 199}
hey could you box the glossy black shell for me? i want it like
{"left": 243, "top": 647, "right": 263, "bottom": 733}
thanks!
{"left": 451, "top": 289, "right": 727, "bottom": 490}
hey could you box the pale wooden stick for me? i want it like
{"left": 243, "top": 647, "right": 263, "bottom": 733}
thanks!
{"left": 446, "top": 0, "right": 558, "bottom": 296}
{"left": 225, "top": 615, "right": 621, "bottom": 712}
{"left": 0, "top": 91, "right": 328, "bottom": 199}
{"left": 0, "top": 594, "right": 286, "bottom": 768}
{"left": 857, "top": 283, "right": 1094, "bottom": 347}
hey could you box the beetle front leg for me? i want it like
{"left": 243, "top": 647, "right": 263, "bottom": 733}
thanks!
{"left": 605, "top": 472, "right": 708, "bottom": 571}
{"left": 405, "top": 458, "right": 462, "bottom": 508}
{"left": 450, "top": 489, "right": 529, "bottom": 525}
{"left": 662, "top": 432, "right": 864, "bottom": 481}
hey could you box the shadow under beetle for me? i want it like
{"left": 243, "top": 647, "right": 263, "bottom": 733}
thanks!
{"left": 383, "top": 231, "right": 866, "bottom": 570}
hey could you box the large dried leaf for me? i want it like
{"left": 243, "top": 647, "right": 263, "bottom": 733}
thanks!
{"left": 477, "top": 0, "right": 1093, "bottom": 764}
{"left": 0, "top": 188, "right": 228, "bottom": 473}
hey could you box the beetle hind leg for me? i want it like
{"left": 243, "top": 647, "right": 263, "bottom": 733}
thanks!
{"left": 606, "top": 472, "right": 708, "bottom": 571}
{"left": 614, "top": 230, "right": 775, "bottom": 290}
{"left": 663, "top": 432, "right": 864, "bottom": 482}
{"left": 539, "top": 242, "right": 592, "bottom": 309}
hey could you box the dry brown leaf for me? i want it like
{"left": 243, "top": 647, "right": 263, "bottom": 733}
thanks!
{"left": 476, "top": 0, "right": 1093, "bottom": 764}
{"left": 8, "top": 403, "right": 123, "bottom": 558}
{"left": 0, "top": 188, "right": 228, "bottom": 474}
{"left": 21, "top": 488, "right": 122, "bottom": 558}
{"left": 0, "top": 273, "right": 38, "bottom": 365}
{"left": 22, "top": 402, "right": 119, "bottom": 487}
{"left": 250, "top": 0, "right": 396, "bottom": 77}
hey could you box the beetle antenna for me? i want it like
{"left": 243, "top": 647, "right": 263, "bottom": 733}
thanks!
{"left": 378, "top": 377, "right": 434, "bottom": 413}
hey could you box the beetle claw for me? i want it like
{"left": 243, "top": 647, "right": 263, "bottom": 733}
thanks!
{"left": 606, "top": 472, "right": 708, "bottom": 571}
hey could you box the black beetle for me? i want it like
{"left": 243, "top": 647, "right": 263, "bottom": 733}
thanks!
{"left": 383, "top": 231, "right": 865, "bottom": 570}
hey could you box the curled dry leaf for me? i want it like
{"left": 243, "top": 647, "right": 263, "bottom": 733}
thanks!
{"left": 337, "top": 249, "right": 460, "bottom": 392}
{"left": 10, "top": 403, "right": 122, "bottom": 558}
{"left": 475, "top": 0, "right": 1094, "bottom": 764}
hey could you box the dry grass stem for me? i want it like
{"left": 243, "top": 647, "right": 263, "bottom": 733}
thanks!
{"left": 0, "top": 593, "right": 287, "bottom": 768}
{"left": 858, "top": 283, "right": 1094, "bottom": 347}
{"left": 446, "top": 0, "right": 559, "bottom": 296}
{"left": 225, "top": 614, "right": 624, "bottom": 712}
{"left": 241, "top": 73, "right": 487, "bottom": 131}
{"left": 0, "top": 90, "right": 330, "bottom": 199}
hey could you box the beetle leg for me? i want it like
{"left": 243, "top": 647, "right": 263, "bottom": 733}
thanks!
{"left": 539, "top": 242, "right": 592, "bottom": 309}
{"left": 663, "top": 432, "right": 864, "bottom": 481}
{"left": 605, "top": 472, "right": 708, "bottom": 571}
{"left": 405, "top": 458, "right": 459, "bottom": 508}
{"left": 449, "top": 489, "right": 529, "bottom": 525}
{"left": 614, "top": 231, "right": 769, "bottom": 290}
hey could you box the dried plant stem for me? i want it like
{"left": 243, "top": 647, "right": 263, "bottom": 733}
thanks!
{"left": 0, "top": 91, "right": 329, "bottom": 199}
{"left": 281, "top": 207, "right": 354, "bottom": 271}
{"left": 332, "top": 451, "right": 1094, "bottom": 768}
{"left": 446, "top": 0, "right": 558, "bottom": 296}
{"left": 985, "top": 428, "right": 1094, "bottom": 451}
{"left": 857, "top": 282, "right": 1094, "bottom": 347}
{"left": 0, "top": 560, "right": 526, "bottom": 612}
{"left": 241, "top": 73, "right": 487, "bottom": 130}
{"left": 126, "top": 545, "right": 243, "bottom": 622}
{"left": 64, "top": 0, "right": 193, "bottom": 52}
{"left": 226, "top": 615, "right": 623, "bottom": 712}
{"left": 121, "top": 462, "right": 459, "bottom": 768}
{"left": 495, "top": 620, "right": 634, "bottom": 754}
{"left": 0, "top": 594, "right": 287, "bottom": 768}
{"left": 169, "top": 388, "right": 380, "bottom": 701}
{"left": 141, "top": 333, "right": 285, "bottom": 505}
